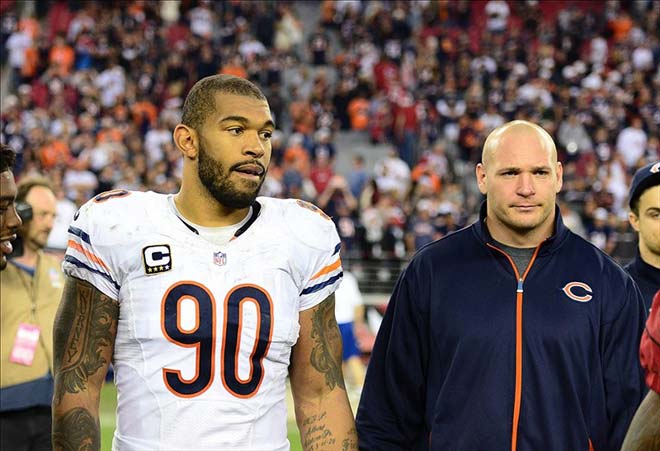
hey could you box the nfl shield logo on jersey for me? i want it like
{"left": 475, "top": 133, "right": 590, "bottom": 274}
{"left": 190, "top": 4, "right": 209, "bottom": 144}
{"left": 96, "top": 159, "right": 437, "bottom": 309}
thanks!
{"left": 213, "top": 251, "right": 227, "bottom": 266}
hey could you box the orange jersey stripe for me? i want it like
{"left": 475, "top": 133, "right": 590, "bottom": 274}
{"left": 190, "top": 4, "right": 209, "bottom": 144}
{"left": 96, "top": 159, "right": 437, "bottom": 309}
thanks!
{"left": 310, "top": 258, "right": 341, "bottom": 280}
{"left": 67, "top": 239, "right": 111, "bottom": 272}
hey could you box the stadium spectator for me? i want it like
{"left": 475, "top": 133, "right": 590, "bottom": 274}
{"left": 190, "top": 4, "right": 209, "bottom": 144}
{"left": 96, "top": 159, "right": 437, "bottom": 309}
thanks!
{"left": 1, "top": 177, "right": 62, "bottom": 451}
{"left": 617, "top": 117, "right": 648, "bottom": 170}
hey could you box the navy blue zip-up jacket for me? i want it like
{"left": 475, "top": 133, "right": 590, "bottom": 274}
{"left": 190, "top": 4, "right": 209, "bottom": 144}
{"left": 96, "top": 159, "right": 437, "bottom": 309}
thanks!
{"left": 624, "top": 252, "right": 660, "bottom": 312}
{"left": 356, "top": 204, "right": 646, "bottom": 451}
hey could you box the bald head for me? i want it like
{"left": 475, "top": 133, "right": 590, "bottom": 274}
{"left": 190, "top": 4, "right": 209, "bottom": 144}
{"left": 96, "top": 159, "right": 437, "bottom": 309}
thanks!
{"left": 481, "top": 120, "right": 557, "bottom": 167}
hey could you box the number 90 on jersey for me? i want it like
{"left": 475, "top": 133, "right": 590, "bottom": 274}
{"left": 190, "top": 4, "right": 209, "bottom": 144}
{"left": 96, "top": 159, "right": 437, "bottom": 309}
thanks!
{"left": 161, "top": 282, "right": 274, "bottom": 399}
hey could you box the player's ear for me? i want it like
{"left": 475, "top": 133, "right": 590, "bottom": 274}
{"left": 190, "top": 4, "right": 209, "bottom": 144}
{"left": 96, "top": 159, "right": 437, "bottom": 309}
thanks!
{"left": 629, "top": 211, "right": 640, "bottom": 232}
{"left": 476, "top": 162, "right": 488, "bottom": 195}
{"left": 173, "top": 124, "right": 198, "bottom": 159}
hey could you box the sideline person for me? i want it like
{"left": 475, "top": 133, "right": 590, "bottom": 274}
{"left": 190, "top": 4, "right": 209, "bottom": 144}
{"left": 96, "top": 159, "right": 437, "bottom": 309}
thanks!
{"left": 356, "top": 120, "right": 646, "bottom": 450}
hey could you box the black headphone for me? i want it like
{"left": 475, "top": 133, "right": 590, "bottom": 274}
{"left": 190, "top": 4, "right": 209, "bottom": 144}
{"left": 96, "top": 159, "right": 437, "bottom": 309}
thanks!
{"left": 15, "top": 200, "right": 33, "bottom": 223}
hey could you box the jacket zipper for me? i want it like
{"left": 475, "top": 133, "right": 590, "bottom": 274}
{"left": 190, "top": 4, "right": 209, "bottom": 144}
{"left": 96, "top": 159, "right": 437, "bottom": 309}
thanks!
{"left": 486, "top": 243, "right": 542, "bottom": 451}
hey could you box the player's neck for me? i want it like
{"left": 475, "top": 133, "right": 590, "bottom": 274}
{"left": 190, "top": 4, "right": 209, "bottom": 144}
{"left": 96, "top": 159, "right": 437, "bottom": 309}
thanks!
{"left": 485, "top": 216, "right": 552, "bottom": 249}
{"left": 173, "top": 189, "right": 251, "bottom": 228}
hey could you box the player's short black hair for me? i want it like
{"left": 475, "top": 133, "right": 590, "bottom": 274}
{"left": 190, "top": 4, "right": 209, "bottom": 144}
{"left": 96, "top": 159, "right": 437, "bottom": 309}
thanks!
{"left": 181, "top": 75, "right": 267, "bottom": 131}
{"left": 0, "top": 143, "right": 16, "bottom": 173}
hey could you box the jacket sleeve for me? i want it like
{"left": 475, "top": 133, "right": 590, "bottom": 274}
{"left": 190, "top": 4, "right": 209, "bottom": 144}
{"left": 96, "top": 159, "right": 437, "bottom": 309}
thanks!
{"left": 356, "top": 265, "right": 430, "bottom": 450}
{"left": 601, "top": 277, "right": 646, "bottom": 451}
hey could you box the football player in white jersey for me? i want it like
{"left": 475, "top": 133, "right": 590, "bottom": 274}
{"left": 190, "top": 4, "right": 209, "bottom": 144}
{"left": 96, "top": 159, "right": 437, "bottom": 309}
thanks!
{"left": 52, "top": 75, "right": 357, "bottom": 450}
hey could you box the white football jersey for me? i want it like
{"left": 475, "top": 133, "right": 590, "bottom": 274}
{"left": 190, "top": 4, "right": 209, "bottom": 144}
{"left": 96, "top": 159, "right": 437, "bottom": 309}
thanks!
{"left": 62, "top": 190, "right": 343, "bottom": 451}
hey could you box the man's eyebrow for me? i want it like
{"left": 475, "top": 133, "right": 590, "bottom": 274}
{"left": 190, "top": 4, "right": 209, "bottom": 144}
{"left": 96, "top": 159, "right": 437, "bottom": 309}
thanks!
{"left": 218, "top": 116, "right": 276, "bottom": 129}
{"left": 496, "top": 166, "right": 520, "bottom": 173}
{"left": 497, "top": 165, "right": 551, "bottom": 173}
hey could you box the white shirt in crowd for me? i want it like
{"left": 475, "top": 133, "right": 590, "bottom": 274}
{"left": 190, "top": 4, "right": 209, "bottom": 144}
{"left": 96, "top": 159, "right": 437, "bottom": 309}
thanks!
{"left": 334, "top": 270, "right": 363, "bottom": 325}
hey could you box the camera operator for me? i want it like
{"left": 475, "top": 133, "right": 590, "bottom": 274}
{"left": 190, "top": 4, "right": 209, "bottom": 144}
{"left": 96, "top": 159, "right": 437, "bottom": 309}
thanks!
{"left": 1, "top": 177, "right": 63, "bottom": 451}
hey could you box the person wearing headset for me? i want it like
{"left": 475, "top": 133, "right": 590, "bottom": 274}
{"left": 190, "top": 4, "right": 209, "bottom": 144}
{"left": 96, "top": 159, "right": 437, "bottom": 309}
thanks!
{"left": 0, "top": 176, "right": 62, "bottom": 451}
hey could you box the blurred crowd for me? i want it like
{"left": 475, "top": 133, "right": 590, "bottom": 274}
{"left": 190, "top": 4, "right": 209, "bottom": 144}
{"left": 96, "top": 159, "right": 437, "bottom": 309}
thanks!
{"left": 1, "top": 0, "right": 659, "bottom": 264}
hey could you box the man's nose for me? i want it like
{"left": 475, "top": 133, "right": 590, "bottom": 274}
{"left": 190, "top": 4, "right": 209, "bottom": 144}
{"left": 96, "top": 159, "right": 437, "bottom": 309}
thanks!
{"left": 517, "top": 173, "right": 535, "bottom": 196}
{"left": 243, "top": 132, "right": 266, "bottom": 158}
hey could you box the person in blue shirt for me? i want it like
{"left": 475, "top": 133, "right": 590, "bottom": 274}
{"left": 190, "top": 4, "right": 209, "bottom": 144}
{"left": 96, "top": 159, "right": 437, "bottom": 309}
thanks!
{"left": 357, "top": 120, "right": 646, "bottom": 451}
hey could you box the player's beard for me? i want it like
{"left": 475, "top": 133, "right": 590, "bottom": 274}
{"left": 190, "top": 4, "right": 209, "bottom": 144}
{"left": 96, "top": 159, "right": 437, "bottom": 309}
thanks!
{"left": 197, "top": 142, "right": 266, "bottom": 209}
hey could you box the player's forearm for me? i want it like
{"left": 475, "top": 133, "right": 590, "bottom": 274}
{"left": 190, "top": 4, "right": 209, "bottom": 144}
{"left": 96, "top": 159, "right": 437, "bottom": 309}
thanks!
{"left": 292, "top": 295, "right": 357, "bottom": 449}
{"left": 52, "top": 276, "right": 118, "bottom": 451}
{"left": 296, "top": 392, "right": 358, "bottom": 451}
{"left": 53, "top": 393, "right": 102, "bottom": 451}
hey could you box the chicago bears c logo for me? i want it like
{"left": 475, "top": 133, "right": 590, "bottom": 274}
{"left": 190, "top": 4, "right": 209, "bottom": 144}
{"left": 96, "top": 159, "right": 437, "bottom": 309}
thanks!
{"left": 650, "top": 162, "right": 660, "bottom": 174}
{"left": 562, "top": 282, "right": 593, "bottom": 302}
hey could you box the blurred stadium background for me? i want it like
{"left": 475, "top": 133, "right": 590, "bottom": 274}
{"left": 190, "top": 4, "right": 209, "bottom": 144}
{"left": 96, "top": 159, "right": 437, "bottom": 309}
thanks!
{"left": 1, "top": 0, "right": 658, "bottom": 448}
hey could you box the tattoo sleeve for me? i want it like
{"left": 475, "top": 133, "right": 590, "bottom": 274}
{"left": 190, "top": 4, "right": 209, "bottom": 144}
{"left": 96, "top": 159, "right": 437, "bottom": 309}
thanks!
{"left": 52, "top": 408, "right": 100, "bottom": 451}
{"left": 53, "top": 276, "right": 119, "bottom": 451}
{"left": 309, "top": 294, "right": 346, "bottom": 390}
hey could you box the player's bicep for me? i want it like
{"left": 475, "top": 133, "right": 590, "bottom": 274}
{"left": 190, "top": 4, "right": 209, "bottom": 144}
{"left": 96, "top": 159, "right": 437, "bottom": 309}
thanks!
{"left": 289, "top": 293, "right": 345, "bottom": 398}
{"left": 53, "top": 275, "right": 119, "bottom": 403}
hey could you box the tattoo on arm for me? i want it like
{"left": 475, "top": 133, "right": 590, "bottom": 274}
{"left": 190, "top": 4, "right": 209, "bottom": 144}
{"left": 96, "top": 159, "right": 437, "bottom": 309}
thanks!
{"left": 53, "top": 277, "right": 119, "bottom": 404}
{"left": 301, "top": 411, "right": 336, "bottom": 450}
{"left": 341, "top": 428, "right": 358, "bottom": 450}
{"left": 52, "top": 407, "right": 100, "bottom": 451}
{"left": 309, "top": 294, "right": 345, "bottom": 390}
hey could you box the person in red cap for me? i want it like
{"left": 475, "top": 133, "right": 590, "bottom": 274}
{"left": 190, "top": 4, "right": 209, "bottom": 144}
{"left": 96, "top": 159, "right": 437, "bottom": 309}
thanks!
{"left": 621, "top": 289, "right": 660, "bottom": 450}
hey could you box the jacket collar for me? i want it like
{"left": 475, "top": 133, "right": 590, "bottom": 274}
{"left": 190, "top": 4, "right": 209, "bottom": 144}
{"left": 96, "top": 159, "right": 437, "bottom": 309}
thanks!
{"left": 474, "top": 201, "right": 570, "bottom": 254}
{"left": 630, "top": 250, "right": 660, "bottom": 284}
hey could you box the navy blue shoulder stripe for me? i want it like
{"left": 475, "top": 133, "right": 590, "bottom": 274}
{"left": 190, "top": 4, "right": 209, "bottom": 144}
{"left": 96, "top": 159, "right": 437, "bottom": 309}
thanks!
{"left": 333, "top": 242, "right": 341, "bottom": 256}
{"left": 64, "top": 255, "right": 120, "bottom": 291}
{"left": 68, "top": 226, "right": 92, "bottom": 245}
{"left": 301, "top": 271, "right": 343, "bottom": 295}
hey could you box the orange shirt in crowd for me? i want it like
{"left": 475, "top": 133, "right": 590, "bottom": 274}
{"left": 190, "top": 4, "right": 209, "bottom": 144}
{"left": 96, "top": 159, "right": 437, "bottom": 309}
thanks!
{"left": 39, "top": 139, "right": 71, "bottom": 169}
{"left": 131, "top": 100, "right": 158, "bottom": 128}
{"left": 221, "top": 65, "right": 248, "bottom": 79}
{"left": 411, "top": 163, "right": 442, "bottom": 193}
{"left": 348, "top": 97, "right": 370, "bottom": 131}
{"left": 96, "top": 127, "right": 123, "bottom": 144}
{"left": 49, "top": 43, "right": 75, "bottom": 77}
{"left": 283, "top": 144, "right": 311, "bottom": 176}
{"left": 610, "top": 14, "right": 633, "bottom": 42}
{"left": 320, "top": 0, "right": 334, "bottom": 25}
{"left": 22, "top": 46, "right": 38, "bottom": 78}
{"left": 289, "top": 100, "right": 315, "bottom": 136}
